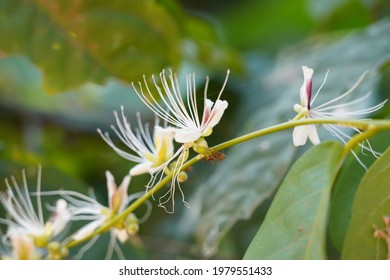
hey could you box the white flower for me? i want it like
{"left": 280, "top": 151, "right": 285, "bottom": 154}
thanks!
{"left": 98, "top": 108, "right": 175, "bottom": 176}
{"left": 64, "top": 171, "right": 131, "bottom": 242}
{"left": 51, "top": 171, "right": 149, "bottom": 259}
{"left": 0, "top": 167, "right": 71, "bottom": 259}
{"left": 132, "top": 69, "right": 230, "bottom": 146}
{"left": 129, "top": 69, "right": 230, "bottom": 213}
{"left": 98, "top": 105, "right": 191, "bottom": 213}
{"left": 49, "top": 199, "right": 72, "bottom": 237}
{"left": 293, "top": 66, "right": 388, "bottom": 168}
{"left": 292, "top": 66, "right": 321, "bottom": 146}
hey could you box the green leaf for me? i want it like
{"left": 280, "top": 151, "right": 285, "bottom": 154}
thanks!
{"left": 193, "top": 131, "right": 295, "bottom": 257}
{"left": 329, "top": 129, "right": 390, "bottom": 252}
{"left": 244, "top": 142, "right": 344, "bottom": 259}
{"left": 342, "top": 147, "right": 390, "bottom": 260}
{"left": 328, "top": 155, "right": 367, "bottom": 254}
{"left": 0, "top": 0, "right": 181, "bottom": 93}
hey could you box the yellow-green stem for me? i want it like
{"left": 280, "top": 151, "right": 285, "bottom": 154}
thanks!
{"left": 342, "top": 126, "right": 378, "bottom": 158}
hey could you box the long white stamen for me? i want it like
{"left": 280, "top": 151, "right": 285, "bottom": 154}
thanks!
{"left": 314, "top": 91, "right": 373, "bottom": 112}
{"left": 36, "top": 166, "right": 43, "bottom": 226}
{"left": 310, "top": 69, "right": 330, "bottom": 107}
{"left": 158, "top": 147, "right": 190, "bottom": 213}
{"left": 217, "top": 69, "right": 230, "bottom": 101}
{"left": 159, "top": 73, "right": 186, "bottom": 124}
{"left": 154, "top": 72, "right": 191, "bottom": 128}
{"left": 183, "top": 74, "right": 197, "bottom": 129}
{"left": 314, "top": 98, "right": 387, "bottom": 116}
{"left": 314, "top": 70, "right": 369, "bottom": 110}
{"left": 73, "top": 235, "right": 99, "bottom": 259}
{"left": 165, "top": 71, "right": 193, "bottom": 125}
{"left": 134, "top": 80, "right": 180, "bottom": 127}
{"left": 40, "top": 190, "right": 103, "bottom": 207}
{"left": 114, "top": 110, "right": 147, "bottom": 154}
{"left": 0, "top": 217, "right": 19, "bottom": 228}
{"left": 15, "top": 173, "right": 35, "bottom": 224}
{"left": 6, "top": 176, "right": 41, "bottom": 231}
{"left": 133, "top": 69, "right": 229, "bottom": 142}
{"left": 108, "top": 233, "right": 125, "bottom": 260}
{"left": 9, "top": 176, "right": 36, "bottom": 226}
{"left": 323, "top": 124, "right": 368, "bottom": 170}
{"left": 98, "top": 130, "right": 143, "bottom": 163}
{"left": 135, "top": 112, "right": 154, "bottom": 151}
{"left": 190, "top": 74, "right": 200, "bottom": 128}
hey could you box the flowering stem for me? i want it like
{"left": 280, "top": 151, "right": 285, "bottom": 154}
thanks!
{"left": 292, "top": 110, "right": 306, "bottom": 120}
{"left": 65, "top": 118, "right": 390, "bottom": 249}
{"left": 213, "top": 118, "right": 389, "bottom": 152}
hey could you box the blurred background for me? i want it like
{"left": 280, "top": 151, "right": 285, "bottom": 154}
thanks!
{"left": 0, "top": 0, "right": 390, "bottom": 259}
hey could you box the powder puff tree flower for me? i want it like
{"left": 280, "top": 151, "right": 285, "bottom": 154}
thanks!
{"left": 293, "top": 66, "right": 387, "bottom": 168}
{"left": 98, "top": 108, "right": 175, "bottom": 177}
{"left": 132, "top": 69, "right": 230, "bottom": 152}
{"left": 51, "top": 171, "right": 150, "bottom": 259}
{"left": 130, "top": 69, "right": 230, "bottom": 212}
{"left": 0, "top": 167, "right": 71, "bottom": 259}
{"left": 98, "top": 108, "right": 182, "bottom": 212}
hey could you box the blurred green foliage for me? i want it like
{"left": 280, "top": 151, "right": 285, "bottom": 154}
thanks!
{"left": 0, "top": 0, "right": 390, "bottom": 259}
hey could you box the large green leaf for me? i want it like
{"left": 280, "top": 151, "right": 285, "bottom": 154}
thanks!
{"left": 244, "top": 142, "right": 344, "bottom": 259}
{"left": 0, "top": 0, "right": 181, "bottom": 93}
{"left": 328, "top": 155, "right": 368, "bottom": 254}
{"left": 342, "top": 147, "right": 390, "bottom": 260}
{"left": 193, "top": 130, "right": 295, "bottom": 257}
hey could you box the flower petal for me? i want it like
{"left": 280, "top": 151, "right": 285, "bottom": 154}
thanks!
{"left": 7, "top": 228, "right": 39, "bottom": 259}
{"left": 154, "top": 126, "right": 175, "bottom": 162}
{"left": 292, "top": 125, "right": 309, "bottom": 146}
{"left": 50, "top": 199, "right": 71, "bottom": 236}
{"left": 105, "top": 171, "right": 117, "bottom": 209}
{"left": 201, "top": 99, "right": 214, "bottom": 126}
{"left": 202, "top": 99, "right": 228, "bottom": 131}
{"left": 130, "top": 162, "right": 153, "bottom": 176}
{"left": 300, "top": 66, "right": 313, "bottom": 109}
{"left": 307, "top": 124, "right": 320, "bottom": 145}
{"left": 113, "top": 228, "right": 129, "bottom": 243}
{"left": 72, "top": 218, "right": 105, "bottom": 241}
{"left": 117, "top": 174, "right": 131, "bottom": 212}
{"left": 105, "top": 171, "right": 131, "bottom": 213}
{"left": 174, "top": 129, "right": 202, "bottom": 143}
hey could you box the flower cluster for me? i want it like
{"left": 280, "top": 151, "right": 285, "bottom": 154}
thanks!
{"left": 99, "top": 69, "right": 230, "bottom": 212}
{"left": 292, "top": 66, "right": 387, "bottom": 168}
{"left": 0, "top": 167, "right": 70, "bottom": 259}
{"left": 0, "top": 168, "right": 148, "bottom": 260}
{"left": 45, "top": 171, "right": 150, "bottom": 259}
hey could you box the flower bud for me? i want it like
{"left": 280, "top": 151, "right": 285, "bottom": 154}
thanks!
{"left": 178, "top": 171, "right": 188, "bottom": 183}
{"left": 125, "top": 213, "right": 140, "bottom": 236}
{"left": 193, "top": 137, "right": 209, "bottom": 155}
